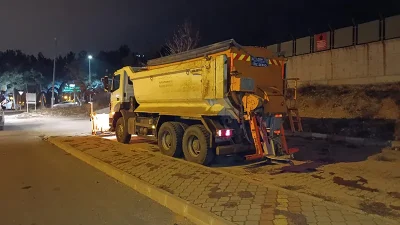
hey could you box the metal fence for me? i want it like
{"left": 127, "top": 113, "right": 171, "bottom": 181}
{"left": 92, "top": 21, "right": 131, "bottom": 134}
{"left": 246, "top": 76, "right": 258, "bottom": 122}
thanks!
{"left": 269, "top": 14, "right": 400, "bottom": 57}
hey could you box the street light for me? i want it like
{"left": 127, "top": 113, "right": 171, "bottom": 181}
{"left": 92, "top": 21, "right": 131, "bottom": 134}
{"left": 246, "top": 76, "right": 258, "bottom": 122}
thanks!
{"left": 88, "top": 55, "right": 93, "bottom": 102}
{"left": 18, "top": 91, "right": 24, "bottom": 111}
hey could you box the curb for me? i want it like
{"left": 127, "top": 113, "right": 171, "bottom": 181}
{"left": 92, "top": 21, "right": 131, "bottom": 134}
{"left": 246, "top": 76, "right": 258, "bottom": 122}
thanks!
{"left": 48, "top": 138, "right": 235, "bottom": 225}
{"left": 285, "top": 131, "right": 390, "bottom": 147}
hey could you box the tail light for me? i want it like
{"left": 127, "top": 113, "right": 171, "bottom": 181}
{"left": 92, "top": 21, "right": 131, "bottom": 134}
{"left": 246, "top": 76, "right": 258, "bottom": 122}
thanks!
{"left": 217, "top": 129, "right": 233, "bottom": 137}
{"left": 275, "top": 114, "right": 283, "bottom": 118}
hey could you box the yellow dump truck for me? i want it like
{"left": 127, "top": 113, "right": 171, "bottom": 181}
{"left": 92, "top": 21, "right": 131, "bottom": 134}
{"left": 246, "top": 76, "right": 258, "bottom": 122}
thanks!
{"left": 102, "top": 39, "right": 298, "bottom": 165}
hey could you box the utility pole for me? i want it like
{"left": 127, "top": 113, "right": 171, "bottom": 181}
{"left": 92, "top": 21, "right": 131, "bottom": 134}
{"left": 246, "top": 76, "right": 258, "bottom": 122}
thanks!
{"left": 51, "top": 38, "right": 57, "bottom": 108}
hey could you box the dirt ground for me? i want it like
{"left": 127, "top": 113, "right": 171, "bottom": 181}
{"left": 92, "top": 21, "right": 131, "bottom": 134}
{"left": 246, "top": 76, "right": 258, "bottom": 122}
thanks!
{"left": 290, "top": 83, "right": 400, "bottom": 140}
{"left": 218, "top": 136, "right": 400, "bottom": 220}
{"left": 297, "top": 83, "right": 400, "bottom": 120}
{"left": 15, "top": 102, "right": 108, "bottom": 119}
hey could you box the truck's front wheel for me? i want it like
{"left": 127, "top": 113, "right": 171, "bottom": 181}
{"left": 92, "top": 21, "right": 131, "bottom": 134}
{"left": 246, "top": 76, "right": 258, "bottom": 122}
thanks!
{"left": 182, "top": 125, "right": 214, "bottom": 165}
{"left": 116, "top": 117, "right": 131, "bottom": 144}
{"left": 158, "top": 122, "right": 184, "bottom": 157}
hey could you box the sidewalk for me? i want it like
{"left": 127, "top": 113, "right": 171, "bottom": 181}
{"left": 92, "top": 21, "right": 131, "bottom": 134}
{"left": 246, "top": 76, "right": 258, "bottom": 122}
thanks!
{"left": 218, "top": 136, "right": 400, "bottom": 221}
{"left": 48, "top": 136, "right": 398, "bottom": 225}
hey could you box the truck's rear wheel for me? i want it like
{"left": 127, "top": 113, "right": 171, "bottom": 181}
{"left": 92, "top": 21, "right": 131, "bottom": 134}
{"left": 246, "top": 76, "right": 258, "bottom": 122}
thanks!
{"left": 158, "top": 122, "right": 184, "bottom": 157}
{"left": 182, "top": 125, "right": 214, "bottom": 165}
{"left": 116, "top": 117, "right": 131, "bottom": 144}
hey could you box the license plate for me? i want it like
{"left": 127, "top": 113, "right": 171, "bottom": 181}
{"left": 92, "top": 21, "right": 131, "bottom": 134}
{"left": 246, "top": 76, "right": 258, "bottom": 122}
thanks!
{"left": 251, "top": 57, "right": 268, "bottom": 67}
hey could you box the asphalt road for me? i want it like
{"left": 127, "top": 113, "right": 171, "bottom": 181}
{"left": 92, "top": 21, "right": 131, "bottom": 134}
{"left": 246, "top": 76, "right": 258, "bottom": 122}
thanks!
{"left": 0, "top": 115, "right": 193, "bottom": 225}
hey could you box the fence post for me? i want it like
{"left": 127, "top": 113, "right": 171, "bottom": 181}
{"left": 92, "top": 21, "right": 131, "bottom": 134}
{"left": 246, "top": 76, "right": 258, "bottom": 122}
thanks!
{"left": 379, "top": 13, "right": 385, "bottom": 41}
{"left": 328, "top": 24, "right": 334, "bottom": 49}
{"left": 352, "top": 18, "right": 358, "bottom": 45}
{"left": 290, "top": 34, "right": 296, "bottom": 56}
{"left": 308, "top": 28, "right": 314, "bottom": 53}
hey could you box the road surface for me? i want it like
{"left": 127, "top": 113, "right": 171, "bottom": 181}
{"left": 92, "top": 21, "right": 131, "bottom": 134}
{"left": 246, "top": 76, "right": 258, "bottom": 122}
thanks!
{"left": 0, "top": 115, "right": 193, "bottom": 225}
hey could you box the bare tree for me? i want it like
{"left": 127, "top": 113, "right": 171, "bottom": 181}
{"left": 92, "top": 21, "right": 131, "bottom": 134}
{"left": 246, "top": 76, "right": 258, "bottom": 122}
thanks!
{"left": 166, "top": 20, "right": 200, "bottom": 55}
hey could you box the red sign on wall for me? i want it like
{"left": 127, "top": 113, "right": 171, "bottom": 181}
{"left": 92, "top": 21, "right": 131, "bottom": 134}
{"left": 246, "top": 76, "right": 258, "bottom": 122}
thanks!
{"left": 315, "top": 32, "right": 328, "bottom": 51}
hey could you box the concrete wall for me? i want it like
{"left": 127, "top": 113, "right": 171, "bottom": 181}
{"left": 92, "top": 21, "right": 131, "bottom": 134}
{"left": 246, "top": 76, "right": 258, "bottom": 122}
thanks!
{"left": 286, "top": 38, "right": 400, "bottom": 86}
{"left": 358, "top": 20, "right": 380, "bottom": 44}
{"left": 296, "top": 37, "right": 311, "bottom": 55}
{"left": 334, "top": 26, "right": 353, "bottom": 48}
{"left": 386, "top": 15, "right": 400, "bottom": 39}
{"left": 266, "top": 44, "right": 279, "bottom": 54}
{"left": 281, "top": 41, "right": 293, "bottom": 57}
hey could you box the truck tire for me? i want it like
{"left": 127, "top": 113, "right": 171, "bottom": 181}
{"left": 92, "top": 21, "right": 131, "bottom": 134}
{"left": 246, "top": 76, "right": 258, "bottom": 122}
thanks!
{"left": 158, "top": 122, "right": 184, "bottom": 157}
{"left": 182, "top": 125, "right": 214, "bottom": 165}
{"left": 116, "top": 117, "right": 131, "bottom": 144}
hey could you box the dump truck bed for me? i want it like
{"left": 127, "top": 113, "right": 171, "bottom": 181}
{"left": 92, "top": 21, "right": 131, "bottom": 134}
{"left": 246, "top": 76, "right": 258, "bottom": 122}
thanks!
{"left": 124, "top": 39, "right": 286, "bottom": 118}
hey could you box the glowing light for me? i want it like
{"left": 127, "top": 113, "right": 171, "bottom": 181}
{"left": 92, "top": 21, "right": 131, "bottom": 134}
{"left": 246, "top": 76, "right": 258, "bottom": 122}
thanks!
{"left": 88, "top": 55, "right": 93, "bottom": 59}
{"left": 217, "top": 129, "right": 233, "bottom": 137}
{"left": 93, "top": 113, "right": 110, "bottom": 132}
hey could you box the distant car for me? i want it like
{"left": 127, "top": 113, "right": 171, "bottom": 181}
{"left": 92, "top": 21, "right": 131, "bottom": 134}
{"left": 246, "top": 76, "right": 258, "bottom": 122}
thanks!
{"left": 0, "top": 110, "right": 4, "bottom": 130}
{"left": 53, "top": 101, "right": 79, "bottom": 108}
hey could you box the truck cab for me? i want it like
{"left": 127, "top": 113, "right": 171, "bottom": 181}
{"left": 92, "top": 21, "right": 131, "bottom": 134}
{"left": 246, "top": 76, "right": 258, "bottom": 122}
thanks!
{"left": 106, "top": 69, "right": 134, "bottom": 130}
{"left": 106, "top": 67, "right": 147, "bottom": 130}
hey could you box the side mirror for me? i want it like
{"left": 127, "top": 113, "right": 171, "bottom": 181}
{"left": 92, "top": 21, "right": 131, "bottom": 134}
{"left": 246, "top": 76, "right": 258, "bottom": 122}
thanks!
{"left": 101, "top": 76, "right": 109, "bottom": 92}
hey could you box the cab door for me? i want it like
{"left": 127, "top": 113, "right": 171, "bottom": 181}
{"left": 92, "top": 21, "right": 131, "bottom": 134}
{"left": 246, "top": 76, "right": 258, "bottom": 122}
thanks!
{"left": 110, "top": 72, "right": 122, "bottom": 114}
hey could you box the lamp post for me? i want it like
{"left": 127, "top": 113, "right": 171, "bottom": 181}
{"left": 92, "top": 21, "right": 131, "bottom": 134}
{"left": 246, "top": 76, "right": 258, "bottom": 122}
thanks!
{"left": 18, "top": 91, "right": 23, "bottom": 111}
{"left": 88, "top": 55, "right": 93, "bottom": 102}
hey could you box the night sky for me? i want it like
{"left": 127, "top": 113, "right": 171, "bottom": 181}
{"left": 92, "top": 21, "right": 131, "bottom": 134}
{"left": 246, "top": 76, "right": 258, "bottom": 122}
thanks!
{"left": 1, "top": 0, "right": 399, "bottom": 57}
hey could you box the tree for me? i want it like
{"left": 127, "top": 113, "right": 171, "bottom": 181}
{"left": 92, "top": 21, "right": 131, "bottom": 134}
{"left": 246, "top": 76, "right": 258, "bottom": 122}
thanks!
{"left": 165, "top": 19, "right": 200, "bottom": 55}
{"left": 0, "top": 69, "right": 43, "bottom": 108}
{"left": 0, "top": 69, "right": 43, "bottom": 91}
{"left": 0, "top": 71, "right": 24, "bottom": 91}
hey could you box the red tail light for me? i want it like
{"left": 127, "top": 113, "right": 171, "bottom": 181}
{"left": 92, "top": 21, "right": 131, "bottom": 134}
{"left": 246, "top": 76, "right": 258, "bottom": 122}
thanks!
{"left": 217, "top": 129, "right": 233, "bottom": 137}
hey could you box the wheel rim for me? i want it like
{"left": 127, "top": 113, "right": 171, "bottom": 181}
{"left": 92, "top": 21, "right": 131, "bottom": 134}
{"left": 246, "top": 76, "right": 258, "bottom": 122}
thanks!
{"left": 162, "top": 131, "right": 172, "bottom": 150}
{"left": 187, "top": 135, "right": 200, "bottom": 157}
{"left": 117, "top": 124, "right": 124, "bottom": 140}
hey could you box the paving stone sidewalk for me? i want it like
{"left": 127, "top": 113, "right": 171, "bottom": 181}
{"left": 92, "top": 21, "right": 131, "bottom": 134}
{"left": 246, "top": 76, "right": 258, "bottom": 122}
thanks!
{"left": 50, "top": 136, "right": 398, "bottom": 225}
